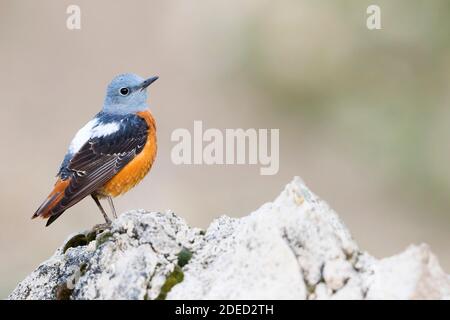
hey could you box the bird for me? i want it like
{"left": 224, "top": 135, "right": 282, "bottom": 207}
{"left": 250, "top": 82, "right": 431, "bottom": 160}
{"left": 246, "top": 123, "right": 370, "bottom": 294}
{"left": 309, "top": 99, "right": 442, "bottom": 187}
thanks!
{"left": 32, "top": 73, "right": 158, "bottom": 227}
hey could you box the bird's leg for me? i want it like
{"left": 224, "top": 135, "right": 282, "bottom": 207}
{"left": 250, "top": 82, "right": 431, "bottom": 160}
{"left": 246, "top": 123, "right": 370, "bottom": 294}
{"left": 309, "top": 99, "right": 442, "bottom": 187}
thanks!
{"left": 91, "top": 194, "right": 111, "bottom": 224}
{"left": 107, "top": 196, "right": 117, "bottom": 219}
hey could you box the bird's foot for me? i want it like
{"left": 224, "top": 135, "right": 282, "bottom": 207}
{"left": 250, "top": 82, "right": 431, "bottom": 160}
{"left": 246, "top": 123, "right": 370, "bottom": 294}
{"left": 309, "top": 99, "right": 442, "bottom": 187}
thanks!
{"left": 92, "top": 222, "right": 112, "bottom": 234}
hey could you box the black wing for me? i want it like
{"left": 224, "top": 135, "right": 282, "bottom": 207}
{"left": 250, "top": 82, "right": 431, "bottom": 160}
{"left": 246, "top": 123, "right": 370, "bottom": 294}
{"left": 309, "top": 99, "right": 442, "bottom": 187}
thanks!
{"left": 46, "top": 114, "right": 148, "bottom": 226}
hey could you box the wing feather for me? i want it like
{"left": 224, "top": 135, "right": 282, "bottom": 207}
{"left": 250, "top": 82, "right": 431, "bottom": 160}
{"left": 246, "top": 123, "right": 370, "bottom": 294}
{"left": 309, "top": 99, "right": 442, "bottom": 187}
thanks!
{"left": 44, "top": 114, "right": 149, "bottom": 225}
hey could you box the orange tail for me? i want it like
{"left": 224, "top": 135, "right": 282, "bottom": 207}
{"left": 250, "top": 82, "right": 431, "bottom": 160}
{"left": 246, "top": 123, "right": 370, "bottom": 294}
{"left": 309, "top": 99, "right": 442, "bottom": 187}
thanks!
{"left": 32, "top": 178, "right": 70, "bottom": 220}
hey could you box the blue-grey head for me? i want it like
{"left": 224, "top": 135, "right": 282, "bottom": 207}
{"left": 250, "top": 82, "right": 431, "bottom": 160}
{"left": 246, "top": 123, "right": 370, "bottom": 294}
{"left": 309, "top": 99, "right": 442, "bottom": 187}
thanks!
{"left": 102, "top": 73, "right": 158, "bottom": 114}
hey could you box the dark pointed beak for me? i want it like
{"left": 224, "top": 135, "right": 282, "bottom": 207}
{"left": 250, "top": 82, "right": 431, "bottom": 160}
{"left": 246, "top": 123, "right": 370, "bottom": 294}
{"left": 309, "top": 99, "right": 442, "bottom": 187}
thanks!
{"left": 140, "top": 76, "right": 159, "bottom": 90}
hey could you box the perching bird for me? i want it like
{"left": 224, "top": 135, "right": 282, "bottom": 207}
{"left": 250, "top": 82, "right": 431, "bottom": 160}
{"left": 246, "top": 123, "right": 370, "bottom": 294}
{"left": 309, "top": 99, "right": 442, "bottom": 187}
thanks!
{"left": 33, "top": 73, "right": 158, "bottom": 226}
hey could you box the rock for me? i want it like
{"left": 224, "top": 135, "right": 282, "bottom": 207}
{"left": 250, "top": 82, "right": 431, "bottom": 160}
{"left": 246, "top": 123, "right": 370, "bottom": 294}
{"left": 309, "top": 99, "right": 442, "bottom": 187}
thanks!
{"left": 10, "top": 211, "right": 203, "bottom": 300}
{"left": 8, "top": 177, "right": 450, "bottom": 300}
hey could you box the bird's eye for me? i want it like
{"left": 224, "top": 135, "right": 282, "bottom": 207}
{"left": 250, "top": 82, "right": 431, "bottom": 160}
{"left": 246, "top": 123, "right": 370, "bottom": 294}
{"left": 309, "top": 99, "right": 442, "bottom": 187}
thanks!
{"left": 119, "top": 87, "right": 129, "bottom": 96}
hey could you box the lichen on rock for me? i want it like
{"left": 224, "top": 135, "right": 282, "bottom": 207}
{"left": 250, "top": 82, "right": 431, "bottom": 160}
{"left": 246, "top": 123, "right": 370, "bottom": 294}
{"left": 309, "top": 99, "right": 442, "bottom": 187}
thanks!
{"left": 8, "top": 177, "right": 450, "bottom": 300}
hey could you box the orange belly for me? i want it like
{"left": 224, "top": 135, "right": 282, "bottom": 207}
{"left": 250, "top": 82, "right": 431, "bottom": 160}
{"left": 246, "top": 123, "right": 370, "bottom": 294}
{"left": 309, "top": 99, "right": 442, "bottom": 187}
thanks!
{"left": 99, "top": 110, "right": 157, "bottom": 197}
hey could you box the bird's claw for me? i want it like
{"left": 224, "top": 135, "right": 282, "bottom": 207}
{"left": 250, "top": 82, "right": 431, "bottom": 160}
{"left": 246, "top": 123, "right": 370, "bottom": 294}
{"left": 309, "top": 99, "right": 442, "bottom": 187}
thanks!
{"left": 92, "top": 222, "right": 111, "bottom": 234}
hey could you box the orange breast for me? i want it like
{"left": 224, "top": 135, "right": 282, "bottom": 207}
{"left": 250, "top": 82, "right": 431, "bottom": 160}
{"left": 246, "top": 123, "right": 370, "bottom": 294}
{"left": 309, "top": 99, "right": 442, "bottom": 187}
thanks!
{"left": 100, "top": 110, "right": 157, "bottom": 197}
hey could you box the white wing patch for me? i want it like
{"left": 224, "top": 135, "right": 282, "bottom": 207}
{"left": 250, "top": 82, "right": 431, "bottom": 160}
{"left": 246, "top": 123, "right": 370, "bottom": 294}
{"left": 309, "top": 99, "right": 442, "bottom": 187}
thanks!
{"left": 68, "top": 119, "right": 98, "bottom": 154}
{"left": 92, "top": 122, "right": 120, "bottom": 138}
{"left": 68, "top": 119, "right": 120, "bottom": 154}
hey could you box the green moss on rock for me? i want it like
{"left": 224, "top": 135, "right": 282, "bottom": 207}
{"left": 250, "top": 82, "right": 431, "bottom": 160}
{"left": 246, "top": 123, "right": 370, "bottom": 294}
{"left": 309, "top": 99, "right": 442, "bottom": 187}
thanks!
{"left": 177, "top": 248, "right": 193, "bottom": 268}
{"left": 63, "top": 234, "right": 89, "bottom": 253}
{"left": 155, "top": 266, "right": 184, "bottom": 300}
{"left": 95, "top": 231, "right": 113, "bottom": 248}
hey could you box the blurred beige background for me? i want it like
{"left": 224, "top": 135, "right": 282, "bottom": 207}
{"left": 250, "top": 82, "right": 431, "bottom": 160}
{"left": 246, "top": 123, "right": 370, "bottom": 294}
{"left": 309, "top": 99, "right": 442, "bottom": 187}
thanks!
{"left": 1, "top": 0, "right": 449, "bottom": 298}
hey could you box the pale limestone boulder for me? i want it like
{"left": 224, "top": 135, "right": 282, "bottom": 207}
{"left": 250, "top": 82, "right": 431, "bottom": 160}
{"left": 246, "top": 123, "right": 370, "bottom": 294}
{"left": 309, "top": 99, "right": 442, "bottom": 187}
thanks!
{"left": 9, "top": 177, "right": 450, "bottom": 300}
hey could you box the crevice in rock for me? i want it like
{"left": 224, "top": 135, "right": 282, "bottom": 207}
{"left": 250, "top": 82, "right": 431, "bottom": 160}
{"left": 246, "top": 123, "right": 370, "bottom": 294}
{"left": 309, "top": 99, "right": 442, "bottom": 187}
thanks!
{"left": 55, "top": 282, "right": 73, "bottom": 300}
{"left": 281, "top": 228, "right": 322, "bottom": 299}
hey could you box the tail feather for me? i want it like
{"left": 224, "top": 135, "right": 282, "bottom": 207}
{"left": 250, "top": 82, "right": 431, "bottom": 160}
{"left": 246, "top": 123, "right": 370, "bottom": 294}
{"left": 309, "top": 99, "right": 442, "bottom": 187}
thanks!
{"left": 32, "top": 193, "right": 59, "bottom": 219}
{"left": 45, "top": 211, "right": 66, "bottom": 227}
{"left": 33, "top": 178, "right": 70, "bottom": 224}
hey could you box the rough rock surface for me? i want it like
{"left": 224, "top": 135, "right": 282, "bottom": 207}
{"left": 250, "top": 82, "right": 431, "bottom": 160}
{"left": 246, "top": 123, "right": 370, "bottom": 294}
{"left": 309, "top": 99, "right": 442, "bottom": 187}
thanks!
{"left": 9, "top": 177, "right": 450, "bottom": 300}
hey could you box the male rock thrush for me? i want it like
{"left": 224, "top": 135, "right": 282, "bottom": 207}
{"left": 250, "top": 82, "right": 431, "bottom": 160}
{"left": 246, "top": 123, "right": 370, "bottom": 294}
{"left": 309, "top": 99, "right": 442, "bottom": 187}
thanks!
{"left": 33, "top": 73, "right": 158, "bottom": 226}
